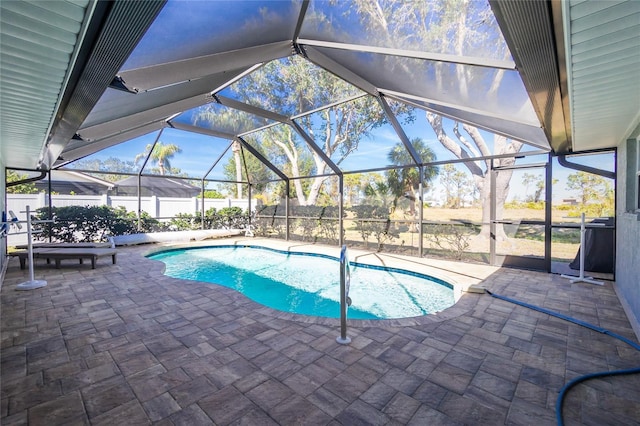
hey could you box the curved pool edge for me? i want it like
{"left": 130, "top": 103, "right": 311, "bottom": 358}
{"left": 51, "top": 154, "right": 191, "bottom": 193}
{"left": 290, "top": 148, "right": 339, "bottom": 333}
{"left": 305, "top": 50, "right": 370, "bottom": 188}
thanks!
{"left": 141, "top": 240, "right": 487, "bottom": 327}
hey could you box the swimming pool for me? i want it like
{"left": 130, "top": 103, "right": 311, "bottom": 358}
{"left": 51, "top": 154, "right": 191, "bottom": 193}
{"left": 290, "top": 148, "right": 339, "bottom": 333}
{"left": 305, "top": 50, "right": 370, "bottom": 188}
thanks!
{"left": 148, "top": 245, "right": 455, "bottom": 320}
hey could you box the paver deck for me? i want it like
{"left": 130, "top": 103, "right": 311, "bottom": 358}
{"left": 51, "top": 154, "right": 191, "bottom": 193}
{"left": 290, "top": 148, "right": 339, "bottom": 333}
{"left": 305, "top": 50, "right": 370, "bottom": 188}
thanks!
{"left": 2, "top": 237, "right": 639, "bottom": 425}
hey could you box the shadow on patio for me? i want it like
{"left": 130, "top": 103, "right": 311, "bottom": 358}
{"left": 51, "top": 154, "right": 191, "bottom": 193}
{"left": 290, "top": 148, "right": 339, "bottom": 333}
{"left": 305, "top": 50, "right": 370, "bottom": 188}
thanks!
{"left": 2, "top": 240, "right": 639, "bottom": 425}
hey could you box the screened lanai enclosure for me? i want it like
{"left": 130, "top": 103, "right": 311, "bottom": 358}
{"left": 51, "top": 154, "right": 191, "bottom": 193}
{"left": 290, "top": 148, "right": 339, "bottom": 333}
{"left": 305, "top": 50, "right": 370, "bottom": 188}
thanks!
{"left": 3, "top": 0, "right": 620, "bottom": 274}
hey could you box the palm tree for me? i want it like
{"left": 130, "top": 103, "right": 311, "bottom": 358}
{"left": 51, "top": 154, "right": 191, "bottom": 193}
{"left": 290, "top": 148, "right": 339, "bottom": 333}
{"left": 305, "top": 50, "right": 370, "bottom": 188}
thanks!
{"left": 386, "top": 138, "right": 438, "bottom": 217}
{"left": 135, "top": 142, "right": 181, "bottom": 175}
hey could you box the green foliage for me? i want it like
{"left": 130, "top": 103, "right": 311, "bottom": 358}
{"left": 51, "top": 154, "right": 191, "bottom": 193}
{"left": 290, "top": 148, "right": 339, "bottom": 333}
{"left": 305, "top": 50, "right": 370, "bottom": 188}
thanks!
{"left": 521, "top": 173, "right": 545, "bottom": 203}
{"left": 68, "top": 157, "right": 136, "bottom": 181}
{"left": 6, "top": 170, "right": 39, "bottom": 194}
{"left": 349, "top": 204, "right": 399, "bottom": 252}
{"left": 440, "top": 164, "right": 472, "bottom": 208}
{"left": 363, "top": 179, "right": 397, "bottom": 209}
{"left": 199, "top": 56, "right": 413, "bottom": 205}
{"left": 385, "top": 139, "right": 438, "bottom": 219}
{"left": 566, "top": 171, "right": 607, "bottom": 205}
{"left": 504, "top": 200, "right": 545, "bottom": 210}
{"left": 167, "top": 207, "right": 250, "bottom": 231}
{"left": 33, "top": 205, "right": 161, "bottom": 243}
{"left": 424, "top": 223, "right": 475, "bottom": 260}
{"left": 222, "top": 140, "right": 270, "bottom": 197}
{"left": 253, "top": 204, "right": 287, "bottom": 238}
{"left": 217, "top": 207, "right": 248, "bottom": 229}
{"left": 291, "top": 205, "right": 341, "bottom": 244}
{"left": 201, "top": 190, "right": 225, "bottom": 199}
{"left": 135, "top": 141, "right": 182, "bottom": 175}
{"left": 169, "top": 213, "right": 199, "bottom": 231}
{"left": 565, "top": 171, "right": 614, "bottom": 217}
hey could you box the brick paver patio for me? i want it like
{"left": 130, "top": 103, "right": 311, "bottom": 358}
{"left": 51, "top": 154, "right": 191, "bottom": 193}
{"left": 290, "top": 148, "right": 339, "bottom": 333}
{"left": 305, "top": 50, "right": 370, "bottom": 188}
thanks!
{"left": 2, "top": 238, "right": 639, "bottom": 425}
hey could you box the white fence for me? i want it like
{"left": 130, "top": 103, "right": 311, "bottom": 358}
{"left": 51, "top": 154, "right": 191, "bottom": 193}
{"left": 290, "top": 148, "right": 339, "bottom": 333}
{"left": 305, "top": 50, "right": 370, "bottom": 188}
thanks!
{"left": 6, "top": 194, "right": 249, "bottom": 246}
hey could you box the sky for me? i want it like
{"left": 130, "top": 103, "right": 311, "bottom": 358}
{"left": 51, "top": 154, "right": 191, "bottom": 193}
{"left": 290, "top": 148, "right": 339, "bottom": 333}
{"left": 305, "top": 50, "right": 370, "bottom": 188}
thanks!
{"left": 75, "top": 0, "right": 615, "bottom": 203}
{"left": 80, "top": 110, "right": 615, "bottom": 206}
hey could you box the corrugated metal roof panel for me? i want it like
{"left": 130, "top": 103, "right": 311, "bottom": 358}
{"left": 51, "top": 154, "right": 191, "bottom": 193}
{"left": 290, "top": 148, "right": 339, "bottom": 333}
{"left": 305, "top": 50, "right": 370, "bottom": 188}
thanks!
{"left": 0, "top": 0, "right": 91, "bottom": 169}
{"left": 567, "top": 0, "right": 640, "bottom": 151}
{"left": 491, "top": 0, "right": 569, "bottom": 152}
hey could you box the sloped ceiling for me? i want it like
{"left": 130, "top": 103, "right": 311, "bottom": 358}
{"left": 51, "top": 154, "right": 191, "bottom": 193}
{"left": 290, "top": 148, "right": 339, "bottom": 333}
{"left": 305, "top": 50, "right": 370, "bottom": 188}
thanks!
{"left": 0, "top": 0, "right": 94, "bottom": 169}
{"left": 0, "top": 0, "right": 165, "bottom": 170}
{"left": 556, "top": 0, "right": 640, "bottom": 152}
{"left": 2, "top": 0, "right": 637, "bottom": 174}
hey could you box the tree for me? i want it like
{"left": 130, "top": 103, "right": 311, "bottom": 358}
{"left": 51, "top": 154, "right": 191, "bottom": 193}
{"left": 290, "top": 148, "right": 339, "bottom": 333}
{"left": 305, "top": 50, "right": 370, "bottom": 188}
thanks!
{"left": 201, "top": 189, "right": 225, "bottom": 199}
{"left": 344, "top": 173, "right": 365, "bottom": 207}
{"left": 135, "top": 142, "right": 182, "bottom": 175}
{"left": 342, "top": 0, "right": 524, "bottom": 239}
{"left": 385, "top": 139, "right": 438, "bottom": 218}
{"left": 428, "top": 116, "right": 521, "bottom": 238}
{"left": 222, "top": 139, "right": 271, "bottom": 197}
{"left": 440, "top": 164, "right": 472, "bottom": 208}
{"left": 566, "top": 171, "right": 608, "bottom": 206}
{"left": 522, "top": 172, "right": 546, "bottom": 203}
{"left": 6, "top": 170, "right": 38, "bottom": 194}
{"left": 193, "top": 106, "right": 263, "bottom": 199}
{"left": 197, "top": 56, "right": 410, "bottom": 206}
{"left": 69, "top": 157, "right": 136, "bottom": 181}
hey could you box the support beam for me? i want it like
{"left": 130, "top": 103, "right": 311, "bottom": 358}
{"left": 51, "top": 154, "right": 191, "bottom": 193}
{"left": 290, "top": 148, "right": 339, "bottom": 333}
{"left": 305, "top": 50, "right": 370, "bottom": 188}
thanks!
{"left": 419, "top": 167, "right": 424, "bottom": 256}
{"left": 544, "top": 155, "right": 552, "bottom": 272}
{"left": 41, "top": 1, "right": 167, "bottom": 169}
{"left": 137, "top": 129, "right": 163, "bottom": 231}
{"left": 290, "top": 120, "right": 342, "bottom": 175}
{"left": 214, "top": 95, "right": 290, "bottom": 124}
{"left": 339, "top": 174, "right": 344, "bottom": 247}
{"left": 378, "top": 94, "right": 421, "bottom": 165}
{"left": 297, "top": 38, "right": 515, "bottom": 70}
{"left": 236, "top": 137, "right": 289, "bottom": 182}
{"left": 285, "top": 180, "right": 290, "bottom": 241}
{"left": 490, "top": 159, "right": 497, "bottom": 265}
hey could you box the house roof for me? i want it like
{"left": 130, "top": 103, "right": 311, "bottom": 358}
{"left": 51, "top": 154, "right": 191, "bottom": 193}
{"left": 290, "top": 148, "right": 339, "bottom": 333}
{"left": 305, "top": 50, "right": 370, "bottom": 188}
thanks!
{"left": 114, "top": 175, "right": 199, "bottom": 197}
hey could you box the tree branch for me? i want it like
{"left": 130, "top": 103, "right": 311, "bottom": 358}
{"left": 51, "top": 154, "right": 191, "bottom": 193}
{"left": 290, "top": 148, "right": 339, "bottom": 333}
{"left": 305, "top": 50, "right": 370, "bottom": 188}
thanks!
{"left": 426, "top": 112, "right": 483, "bottom": 177}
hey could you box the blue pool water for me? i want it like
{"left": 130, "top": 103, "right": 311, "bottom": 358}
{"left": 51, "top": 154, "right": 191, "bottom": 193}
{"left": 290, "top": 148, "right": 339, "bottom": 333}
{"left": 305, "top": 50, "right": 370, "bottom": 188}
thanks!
{"left": 148, "top": 246, "right": 455, "bottom": 320}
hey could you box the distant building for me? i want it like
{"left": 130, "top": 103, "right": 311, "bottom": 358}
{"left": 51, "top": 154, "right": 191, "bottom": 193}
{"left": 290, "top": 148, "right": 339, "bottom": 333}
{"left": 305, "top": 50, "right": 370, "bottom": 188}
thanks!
{"left": 35, "top": 170, "right": 114, "bottom": 195}
{"left": 32, "top": 171, "right": 200, "bottom": 198}
{"left": 562, "top": 198, "right": 578, "bottom": 205}
{"left": 114, "top": 175, "right": 200, "bottom": 198}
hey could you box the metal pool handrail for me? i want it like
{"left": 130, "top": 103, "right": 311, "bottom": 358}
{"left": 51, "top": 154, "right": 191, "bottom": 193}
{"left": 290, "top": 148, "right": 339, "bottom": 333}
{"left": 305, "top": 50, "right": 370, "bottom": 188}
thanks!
{"left": 337, "top": 245, "right": 352, "bottom": 345}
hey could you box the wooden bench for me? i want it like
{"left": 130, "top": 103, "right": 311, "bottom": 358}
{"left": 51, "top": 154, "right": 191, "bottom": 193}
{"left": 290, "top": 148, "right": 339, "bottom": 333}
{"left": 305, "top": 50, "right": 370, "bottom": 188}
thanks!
{"left": 14, "top": 242, "right": 112, "bottom": 249}
{"left": 14, "top": 247, "right": 117, "bottom": 270}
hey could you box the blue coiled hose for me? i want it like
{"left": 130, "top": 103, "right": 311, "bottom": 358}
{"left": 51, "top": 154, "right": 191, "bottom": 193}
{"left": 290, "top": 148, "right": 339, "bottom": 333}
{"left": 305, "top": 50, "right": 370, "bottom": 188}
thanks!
{"left": 485, "top": 290, "right": 640, "bottom": 426}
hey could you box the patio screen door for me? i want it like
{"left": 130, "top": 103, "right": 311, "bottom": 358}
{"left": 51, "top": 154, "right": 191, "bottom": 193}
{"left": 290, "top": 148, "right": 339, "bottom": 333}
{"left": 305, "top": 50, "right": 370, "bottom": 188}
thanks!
{"left": 490, "top": 162, "right": 550, "bottom": 271}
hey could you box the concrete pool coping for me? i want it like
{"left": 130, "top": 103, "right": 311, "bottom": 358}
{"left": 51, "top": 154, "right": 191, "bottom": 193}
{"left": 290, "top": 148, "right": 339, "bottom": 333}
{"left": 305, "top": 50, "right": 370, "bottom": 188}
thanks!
{"left": 143, "top": 237, "right": 502, "bottom": 328}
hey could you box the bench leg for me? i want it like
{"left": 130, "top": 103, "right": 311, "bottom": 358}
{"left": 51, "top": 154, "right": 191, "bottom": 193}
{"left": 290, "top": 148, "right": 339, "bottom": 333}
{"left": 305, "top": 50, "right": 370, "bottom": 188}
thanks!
{"left": 19, "top": 257, "right": 26, "bottom": 270}
{"left": 55, "top": 259, "right": 61, "bottom": 269}
{"left": 112, "top": 254, "right": 117, "bottom": 265}
{"left": 91, "top": 257, "right": 96, "bottom": 269}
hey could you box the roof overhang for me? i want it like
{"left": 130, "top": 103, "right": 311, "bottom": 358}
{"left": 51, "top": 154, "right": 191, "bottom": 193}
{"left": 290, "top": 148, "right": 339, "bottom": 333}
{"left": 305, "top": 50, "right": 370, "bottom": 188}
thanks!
{"left": 0, "top": 0, "right": 166, "bottom": 171}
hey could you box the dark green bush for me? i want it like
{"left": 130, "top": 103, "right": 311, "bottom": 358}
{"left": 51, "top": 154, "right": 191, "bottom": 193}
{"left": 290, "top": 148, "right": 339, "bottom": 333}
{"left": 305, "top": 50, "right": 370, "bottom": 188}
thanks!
{"left": 167, "top": 207, "right": 250, "bottom": 231}
{"left": 33, "top": 205, "right": 161, "bottom": 243}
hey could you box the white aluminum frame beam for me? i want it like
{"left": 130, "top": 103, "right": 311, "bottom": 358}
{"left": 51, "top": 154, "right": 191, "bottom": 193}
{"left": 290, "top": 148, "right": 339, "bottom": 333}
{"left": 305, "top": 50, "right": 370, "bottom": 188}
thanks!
{"left": 297, "top": 38, "right": 516, "bottom": 70}
{"left": 118, "top": 41, "right": 292, "bottom": 92}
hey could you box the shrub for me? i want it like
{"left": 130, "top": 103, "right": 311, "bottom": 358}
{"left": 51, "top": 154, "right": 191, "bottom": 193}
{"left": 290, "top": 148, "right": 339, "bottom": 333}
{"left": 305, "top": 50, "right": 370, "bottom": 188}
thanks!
{"left": 168, "top": 207, "right": 250, "bottom": 231}
{"left": 33, "top": 205, "right": 160, "bottom": 242}
{"left": 290, "top": 205, "right": 340, "bottom": 244}
{"left": 349, "top": 205, "right": 399, "bottom": 252}
{"left": 423, "top": 222, "right": 474, "bottom": 260}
